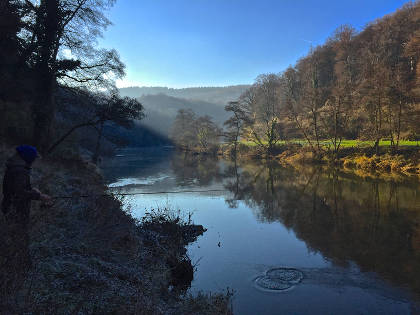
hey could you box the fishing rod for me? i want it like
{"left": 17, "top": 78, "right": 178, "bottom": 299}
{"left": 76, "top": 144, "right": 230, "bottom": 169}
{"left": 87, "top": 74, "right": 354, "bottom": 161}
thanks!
{"left": 51, "top": 189, "right": 227, "bottom": 200}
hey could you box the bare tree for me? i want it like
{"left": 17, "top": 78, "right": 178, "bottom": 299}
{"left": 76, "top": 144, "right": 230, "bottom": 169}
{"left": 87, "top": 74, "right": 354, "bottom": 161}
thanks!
{"left": 357, "top": 22, "right": 391, "bottom": 153}
{"left": 297, "top": 45, "right": 335, "bottom": 154}
{"left": 47, "top": 92, "right": 144, "bottom": 158}
{"left": 224, "top": 101, "right": 251, "bottom": 158}
{"left": 244, "top": 74, "right": 283, "bottom": 155}
{"left": 15, "top": 0, "right": 124, "bottom": 150}
{"left": 194, "top": 115, "right": 220, "bottom": 153}
{"left": 403, "top": 23, "right": 420, "bottom": 143}
{"left": 170, "top": 109, "right": 220, "bottom": 153}
{"left": 170, "top": 109, "right": 197, "bottom": 150}
{"left": 320, "top": 25, "right": 358, "bottom": 158}
{"left": 282, "top": 66, "right": 316, "bottom": 152}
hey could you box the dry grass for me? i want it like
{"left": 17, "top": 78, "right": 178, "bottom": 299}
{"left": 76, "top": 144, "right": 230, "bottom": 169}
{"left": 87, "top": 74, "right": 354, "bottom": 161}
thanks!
{"left": 342, "top": 154, "right": 420, "bottom": 177}
{"left": 233, "top": 140, "right": 420, "bottom": 180}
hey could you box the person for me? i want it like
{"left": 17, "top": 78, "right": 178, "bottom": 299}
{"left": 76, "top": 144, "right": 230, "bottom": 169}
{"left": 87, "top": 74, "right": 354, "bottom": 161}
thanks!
{"left": 2, "top": 145, "right": 52, "bottom": 224}
{"left": 1, "top": 145, "right": 52, "bottom": 266}
{"left": 0, "top": 145, "right": 52, "bottom": 307}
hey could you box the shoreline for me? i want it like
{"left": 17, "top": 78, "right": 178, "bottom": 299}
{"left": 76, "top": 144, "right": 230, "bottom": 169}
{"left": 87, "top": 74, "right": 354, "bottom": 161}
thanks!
{"left": 175, "top": 143, "right": 420, "bottom": 180}
{"left": 0, "top": 146, "right": 232, "bottom": 314}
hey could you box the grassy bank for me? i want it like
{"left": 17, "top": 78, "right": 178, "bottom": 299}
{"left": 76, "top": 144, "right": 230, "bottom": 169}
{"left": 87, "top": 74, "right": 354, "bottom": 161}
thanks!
{"left": 0, "top": 145, "right": 232, "bottom": 314}
{"left": 240, "top": 139, "right": 420, "bottom": 148}
{"left": 219, "top": 141, "right": 420, "bottom": 179}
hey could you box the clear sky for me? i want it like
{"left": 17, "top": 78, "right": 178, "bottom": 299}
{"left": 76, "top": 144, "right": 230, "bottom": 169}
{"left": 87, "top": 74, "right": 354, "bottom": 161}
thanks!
{"left": 98, "top": 0, "right": 411, "bottom": 88}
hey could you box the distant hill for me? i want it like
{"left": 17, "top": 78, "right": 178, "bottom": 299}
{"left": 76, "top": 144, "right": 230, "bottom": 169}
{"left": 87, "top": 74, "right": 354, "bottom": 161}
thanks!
{"left": 137, "top": 94, "right": 230, "bottom": 136}
{"left": 118, "top": 85, "right": 250, "bottom": 137}
{"left": 119, "top": 85, "right": 250, "bottom": 104}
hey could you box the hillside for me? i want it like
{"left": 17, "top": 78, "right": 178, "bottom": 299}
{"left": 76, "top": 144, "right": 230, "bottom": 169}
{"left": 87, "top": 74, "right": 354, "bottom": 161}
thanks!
{"left": 119, "top": 85, "right": 250, "bottom": 104}
{"left": 138, "top": 94, "right": 230, "bottom": 136}
{"left": 119, "top": 85, "right": 250, "bottom": 137}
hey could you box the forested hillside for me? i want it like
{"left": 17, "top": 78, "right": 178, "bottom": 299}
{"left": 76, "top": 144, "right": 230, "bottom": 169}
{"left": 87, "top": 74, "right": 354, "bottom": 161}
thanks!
{"left": 224, "top": 2, "right": 419, "bottom": 156}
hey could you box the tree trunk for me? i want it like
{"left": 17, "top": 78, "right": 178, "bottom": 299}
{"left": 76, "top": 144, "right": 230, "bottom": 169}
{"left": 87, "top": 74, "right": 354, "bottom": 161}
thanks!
{"left": 92, "top": 121, "right": 104, "bottom": 164}
{"left": 374, "top": 138, "right": 380, "bottom": 155}
{"left": 374, "top": 96, "right": 382, "bottom": 155}
{"left": 396, "top": 97, "right": 403, "bottom": 151}
{"left": 47, "top": 120, "right": 99, "bottom": 154}
{"left": 312, "top": 107, "right": 321, "bottom": 153}
{"left": 33, "top": 74, "right": 56, "bottom": 151}
{"left": 32, "top": 0, "right": 60, "bottom": 152}
{"left": 233, "top": 127, "right": 239, "bottom": 159}
{"left": 293, "top": 114, "right": 315, "bottom": 153}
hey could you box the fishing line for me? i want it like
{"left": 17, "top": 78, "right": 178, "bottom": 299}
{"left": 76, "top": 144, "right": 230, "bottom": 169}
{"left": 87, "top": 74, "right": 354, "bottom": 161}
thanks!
{"left": 51, "top": 189, "right": 227, "bottom": 199}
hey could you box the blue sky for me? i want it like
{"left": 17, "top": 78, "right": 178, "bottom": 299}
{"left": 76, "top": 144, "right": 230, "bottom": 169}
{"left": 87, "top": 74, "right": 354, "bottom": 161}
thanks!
{"left": 99, "top": 0, "right": 410, "bottom": 88}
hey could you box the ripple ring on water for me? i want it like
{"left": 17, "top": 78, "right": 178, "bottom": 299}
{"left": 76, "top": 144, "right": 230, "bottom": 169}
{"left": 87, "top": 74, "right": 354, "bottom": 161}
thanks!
{"left": 254, "top": 267, "right": 304, "bottom": 292}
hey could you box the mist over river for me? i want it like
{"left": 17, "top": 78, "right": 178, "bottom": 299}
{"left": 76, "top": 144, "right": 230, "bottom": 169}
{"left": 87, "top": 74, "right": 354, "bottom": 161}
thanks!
{"left": 102, "top": 148, "right": 420, "bottom": 314}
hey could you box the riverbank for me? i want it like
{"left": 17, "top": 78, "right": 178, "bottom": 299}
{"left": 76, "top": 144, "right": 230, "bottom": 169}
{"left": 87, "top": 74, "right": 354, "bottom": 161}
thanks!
{"left": 218, "top": 143, "right": 420, "bottom": 179}
{"left": 0, "top": 146, "right": 232, "bottom": 314}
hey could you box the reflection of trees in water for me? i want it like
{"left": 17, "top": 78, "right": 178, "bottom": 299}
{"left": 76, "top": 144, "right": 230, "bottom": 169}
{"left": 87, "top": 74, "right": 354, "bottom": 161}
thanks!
{"left": 168, "top": 154, "right": 420, "bottom": 296}
{"left": 223, "top": 159, "right": 257, "bottom": 208}
{"left": 170, "top": 153, "right": 223, "bottom": 187}
{"left": 224, "top": 161, "right": 420, "bottom": 296}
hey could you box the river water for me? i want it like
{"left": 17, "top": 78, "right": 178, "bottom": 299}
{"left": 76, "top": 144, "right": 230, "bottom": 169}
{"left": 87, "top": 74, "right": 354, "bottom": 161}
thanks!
{"left": 102, "top": 148, "right": 420, "bottom": 314}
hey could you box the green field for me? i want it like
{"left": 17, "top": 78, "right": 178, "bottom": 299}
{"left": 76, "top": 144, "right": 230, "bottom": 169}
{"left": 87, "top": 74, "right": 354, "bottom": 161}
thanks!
{"left": 327, "top": 140, "right": 419, "bottom": 148}
{"left": 240, "top": 139, "right": 420, "bottom": 148}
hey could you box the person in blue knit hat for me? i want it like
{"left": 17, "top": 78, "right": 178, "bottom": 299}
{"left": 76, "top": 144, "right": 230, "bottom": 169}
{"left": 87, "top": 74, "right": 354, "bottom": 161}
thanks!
{"left": 2, "top": 145, "right": 52, "bottom": 221}
{"left": 1, "top": 145, "right": 52, "bottom": 266}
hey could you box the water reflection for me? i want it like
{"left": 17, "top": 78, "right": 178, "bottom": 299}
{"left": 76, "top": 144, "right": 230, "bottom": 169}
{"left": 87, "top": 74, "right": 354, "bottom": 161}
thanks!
{"left": 170, "top": 155, "right": 420, "bottom": 298}
{"left": 103, "top": 149, "right": 420, "bottom": 312}
{"left": 170, "top": 153, "right": 222, "bottom": 187}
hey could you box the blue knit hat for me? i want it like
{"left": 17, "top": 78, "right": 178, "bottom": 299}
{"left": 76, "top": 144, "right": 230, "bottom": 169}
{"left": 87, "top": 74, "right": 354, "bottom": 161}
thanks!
{"left": 16, "top": 145, "right": 39, "bottom": 164}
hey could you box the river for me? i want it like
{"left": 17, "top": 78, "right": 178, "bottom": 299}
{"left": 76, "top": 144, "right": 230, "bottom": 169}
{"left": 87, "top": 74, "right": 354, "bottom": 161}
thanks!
{"left": 102, "top": 147, "right": 420, "bottom": 314}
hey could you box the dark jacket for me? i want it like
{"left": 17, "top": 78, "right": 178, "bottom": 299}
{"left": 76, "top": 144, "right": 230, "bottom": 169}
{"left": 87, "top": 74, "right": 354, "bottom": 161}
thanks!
{"left": 1, "top": 154, "right": 41, "bottom": 224}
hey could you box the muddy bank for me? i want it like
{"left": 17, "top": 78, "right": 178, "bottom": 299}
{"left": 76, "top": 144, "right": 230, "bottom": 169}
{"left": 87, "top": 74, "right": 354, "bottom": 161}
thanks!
{"left": 0, "top": 146, "right": 232, "bottom": 314}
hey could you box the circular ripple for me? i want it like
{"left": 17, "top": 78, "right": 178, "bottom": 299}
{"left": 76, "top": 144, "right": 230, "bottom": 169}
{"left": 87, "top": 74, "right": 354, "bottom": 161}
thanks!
{"left": 266, "top": 268, "right": 304, "bottom": 284}
{"left": 254, "top": 268, "right": 304, "bottom": 292}
{"left": 254, "top": 276, "right": 293, "bottom": 291}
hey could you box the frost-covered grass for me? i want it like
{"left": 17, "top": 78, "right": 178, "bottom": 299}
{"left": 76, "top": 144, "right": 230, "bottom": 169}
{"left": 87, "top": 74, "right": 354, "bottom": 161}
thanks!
{"left": 0, "top": 146, "right": 232, "bottom": 314}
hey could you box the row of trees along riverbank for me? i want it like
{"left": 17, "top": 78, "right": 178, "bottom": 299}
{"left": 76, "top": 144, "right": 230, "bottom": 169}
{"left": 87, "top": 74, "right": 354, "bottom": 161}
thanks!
{"left": 171, "top": 2, "right": 420, "bottom": 166}
{"left": 231, "top": 2, "right": 420, "bottom": 159}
